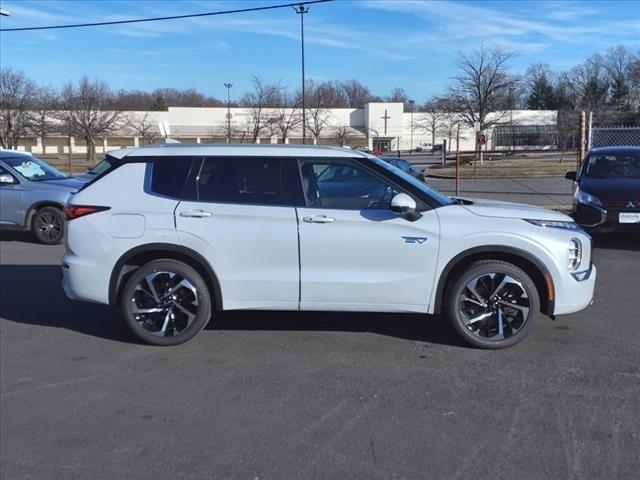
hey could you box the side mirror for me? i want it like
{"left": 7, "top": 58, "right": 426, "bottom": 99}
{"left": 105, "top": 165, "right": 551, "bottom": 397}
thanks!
{"left": 565, "top": 171, "right": 577, "bottom": 181}
{"left": 0, "top": 173, "right": 16, "bottom": 185}
{"left": 391, "top": 193, "right": 421, "bottom": 220}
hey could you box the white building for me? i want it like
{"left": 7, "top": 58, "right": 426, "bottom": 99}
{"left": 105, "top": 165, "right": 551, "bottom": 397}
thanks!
{"left": 15, "top": 103, "right": 558, "bottom": 156}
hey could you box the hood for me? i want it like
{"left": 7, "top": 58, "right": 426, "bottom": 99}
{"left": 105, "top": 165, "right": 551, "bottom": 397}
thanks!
{"left": 580, "top": 177, "right": 640, "bottom": 200}
{"left": 457, "top": 197, "right": 572, "bottom": 222}
{"left": 39, "top": 177, "right": 89, "bottom": 190}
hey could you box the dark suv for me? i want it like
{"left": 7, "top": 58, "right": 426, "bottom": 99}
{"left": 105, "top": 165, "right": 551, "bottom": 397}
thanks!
{"left": 565, "top": 146, "right": 640, "bottom": 232}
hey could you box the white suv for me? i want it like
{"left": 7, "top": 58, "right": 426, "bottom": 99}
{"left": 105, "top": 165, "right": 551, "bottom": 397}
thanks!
{"left": 62, "top": 144, "right": 596, "bottom": 348}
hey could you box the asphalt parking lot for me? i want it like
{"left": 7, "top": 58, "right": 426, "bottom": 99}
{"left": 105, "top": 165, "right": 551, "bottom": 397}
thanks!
{"left": 1, "top": 232, "right": 639, "bottom": 480}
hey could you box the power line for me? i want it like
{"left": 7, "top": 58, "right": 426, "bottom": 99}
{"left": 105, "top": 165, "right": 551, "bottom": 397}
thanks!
{"left": 0, "top": 0, "right": 333, "bottom": 32}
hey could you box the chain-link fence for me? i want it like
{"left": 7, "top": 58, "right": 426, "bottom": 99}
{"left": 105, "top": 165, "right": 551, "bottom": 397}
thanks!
{"left": 386, "top": 148, "right": 578, "bottom": 211}
{"left": 590, "top": 126, "right": 640, "bottom": 148}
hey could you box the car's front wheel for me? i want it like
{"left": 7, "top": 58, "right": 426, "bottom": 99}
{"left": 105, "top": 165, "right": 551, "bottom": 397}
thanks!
{"left": 445, "top": 260, "right": 540, "bottom": 349}
{"left": 121, "top": 260, "right": 212, "bottom": 346}
{"left": 32, "top": 206, "right": 64, "bottom": 245}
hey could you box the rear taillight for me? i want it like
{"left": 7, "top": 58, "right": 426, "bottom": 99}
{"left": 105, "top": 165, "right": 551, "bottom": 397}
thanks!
{"left": 64, "top": 205, "right": 110, "bottom": 220}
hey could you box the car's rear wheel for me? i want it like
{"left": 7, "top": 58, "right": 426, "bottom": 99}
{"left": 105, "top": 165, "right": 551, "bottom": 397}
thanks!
{"left": 31, "top": 206, "right": 64, "bottom": 245}
{"left": 445, "top": 260, "right": 540, "bottom": 349}
{"left": 121, "top": 260, "right": 212, "bottom": 346}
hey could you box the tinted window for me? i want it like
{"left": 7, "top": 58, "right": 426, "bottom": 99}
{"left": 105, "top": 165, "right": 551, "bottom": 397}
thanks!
{"left": 197, "top": 157, "right": 283, "bottom": 205}
{"left": 584, "top": 152, "right": 640, "bottom": 179}
{"left": 300, "top": 159, "right": 398, "bottom": 210}
{"left": 151, "top": 157, "right": 193, "bottom": 198}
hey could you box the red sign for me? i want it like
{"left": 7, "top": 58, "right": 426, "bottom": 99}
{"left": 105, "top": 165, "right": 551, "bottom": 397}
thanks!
{"left": 476, "top": 133, "right": 486, "bottom": 145}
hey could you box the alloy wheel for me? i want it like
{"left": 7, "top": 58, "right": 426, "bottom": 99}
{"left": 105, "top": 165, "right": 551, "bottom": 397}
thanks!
{"left": 130, "top": 270, "right": 199, "bottom": 337}
{"left": 36, "top": 211, "right": 62, "bottom": 242}
{"left": 458, "top": 273, "right": 531, "bottom": 341}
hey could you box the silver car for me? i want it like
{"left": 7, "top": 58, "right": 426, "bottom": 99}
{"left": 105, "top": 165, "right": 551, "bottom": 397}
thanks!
{"left": 0, "top": 149, "right": 87, "bottom": 244}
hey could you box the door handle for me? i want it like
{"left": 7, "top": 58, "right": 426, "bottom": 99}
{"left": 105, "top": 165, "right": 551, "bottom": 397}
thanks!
{"left": 179, "top": 209, "right": 212, "bottom": 218}
{"left": 302, "top": 215, "right": 335, "bottom": 224}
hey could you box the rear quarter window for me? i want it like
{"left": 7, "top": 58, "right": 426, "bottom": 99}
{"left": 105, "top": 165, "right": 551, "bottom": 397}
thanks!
{"left": 150, "top": 157, "right": 194, "bottom": 198}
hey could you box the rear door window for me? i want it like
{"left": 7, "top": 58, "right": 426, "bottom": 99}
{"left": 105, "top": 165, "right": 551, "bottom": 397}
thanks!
{"left": 196, "top": 157, "right": 290, "bottom": 205}
{"left": 150, "top": 157, "right": 194, "bottom": 198}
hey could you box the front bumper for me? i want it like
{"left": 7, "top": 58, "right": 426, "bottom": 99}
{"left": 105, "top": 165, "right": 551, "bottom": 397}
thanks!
{"left": 575, "top": 203, "right": 640, "bottom": 232}
{"left": 553, "top": 263, "right": 597, "bottom": 315}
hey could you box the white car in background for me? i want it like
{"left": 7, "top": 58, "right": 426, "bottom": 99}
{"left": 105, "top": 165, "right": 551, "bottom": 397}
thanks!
{"left": 62, "top": 144, "right": 596, "bottom": 348}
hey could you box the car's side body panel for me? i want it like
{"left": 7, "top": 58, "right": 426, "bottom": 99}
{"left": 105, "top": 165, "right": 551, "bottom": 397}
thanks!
{"left": 297, "top": 207, "right": 440, "bottom": 312}
{"left": 175, "top": 202, "right": 300, "bottom": 311}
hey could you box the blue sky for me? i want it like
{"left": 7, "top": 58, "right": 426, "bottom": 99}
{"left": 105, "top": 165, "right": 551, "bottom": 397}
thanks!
{"left": 1, "top": 0, "right": 638, "bottom": 103}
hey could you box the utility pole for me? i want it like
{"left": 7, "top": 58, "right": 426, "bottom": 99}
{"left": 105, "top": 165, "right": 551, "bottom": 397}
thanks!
{"left": 408, "top": 99, "right": 415, "bottom": 152}
{"left": 224, "top": 83, "right": 232, "bottom": 143}
{"left": 293, "top": 4, "right": 309, "bottom": 145}
{"left": 579, "top": 110, "right": 586, "bottom": 169}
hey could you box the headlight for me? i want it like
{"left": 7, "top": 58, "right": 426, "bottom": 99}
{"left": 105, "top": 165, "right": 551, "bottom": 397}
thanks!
{"left": 524, "top": 219, "right": 582, "bottom": 230}
{"left": 568, "top": 238, "right": 582, "bottom": 270}
{"left": 574, "top": 188, "right": 603, "bottom": 208}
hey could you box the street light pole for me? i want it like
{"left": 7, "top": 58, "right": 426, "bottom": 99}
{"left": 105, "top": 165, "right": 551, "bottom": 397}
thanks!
{"left": 224, "top": 83, "right": 232, "bottom": 143}
{"left": 293, "top": 4, "right": 309, "bottom": 145}
{"left": 408, "top": 99, "right": 415, "bottom": 152}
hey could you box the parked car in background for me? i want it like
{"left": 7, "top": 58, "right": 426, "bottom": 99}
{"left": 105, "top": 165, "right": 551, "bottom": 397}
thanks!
{"left": 566, "top": 146, "right": 640, "bottom": 232}
{"left": 381, "top": 157, "right": 425, "bottom": 181}
{"left": 353, "top": 146, "right": 372, "bottom": 154}
{"left": 0, "top": 150, "right": 87, "bottom": 244}
{"left": 415, "top": 143, "right": 443, "bottom": 153}
{"left": 63, "top": 144, "right": 595, "bottom": 349}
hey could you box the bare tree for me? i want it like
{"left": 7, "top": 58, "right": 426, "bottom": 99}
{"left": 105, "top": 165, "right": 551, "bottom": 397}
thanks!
{"left": 418, "top": 98, "right": 449, "bottom": 146}
{"left": 125, "top": 112, "right": 159, "bottom": 145}
{"left": 444, "top": 45, "right": 517, "bottom": 131}
{"left": 0, "top": 68, "right": 37, "bottom": 149}
{"left": 27, "top": 86, "right": 58, "bottom": 153}
{"left": 239, "top": 76, "right": 281, "bottom": 143}
{"left": 386, "top": 88, "right": 412, "bottom": 109}
{"left": 332, "top": 125, "right": 351, "bottom": 146}
{"left": 55, "top": 77, "right": 122, "bottom": 164}
{"left": 268, "top": 92, "right": 301, "bottom": 144}
{"left": 604, "top": 45, "right": 636, "bottom": 110}
{"left": 439, "top": 112, "right": 464, "bottom": 152}
{"left": 340, "top": 79, "right": 378, "bottom": 107}
{"left": 563, "top": 55, "right": 610, "bottom": 113}
{"left": 303, "top": 80, "right": 334, "bottom": 143}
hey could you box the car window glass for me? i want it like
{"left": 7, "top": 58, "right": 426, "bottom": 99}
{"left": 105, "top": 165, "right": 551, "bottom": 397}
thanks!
{"left": 197, "top": 157, "right": 283, "bottom": 205}
{"left": 585, "top": 153, "right": 640, "bottom": 179}
{"left": 150, "top": 157, "right": 193, "bottom": 198}
{"left": 2, "top": 155, "right": 67, "bottom": 181}
{"left": 299, "top": 159, "right": 398, "bottom": 210}
{"left": 0, "top": 165, "right": 17, "bottom": 184}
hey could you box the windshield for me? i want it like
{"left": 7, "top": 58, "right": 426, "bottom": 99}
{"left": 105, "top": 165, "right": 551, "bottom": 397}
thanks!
{"left": 88, "top": 158, "right": 113, "bottom": 176}
{"left": 3, "top": 155, "right": 67, "bottom": 181}
{"left": 584, "top": 152, "right": 640, "bottom": 179}
{"left": 367, "top": 156, "right": 454, "bottom": 206}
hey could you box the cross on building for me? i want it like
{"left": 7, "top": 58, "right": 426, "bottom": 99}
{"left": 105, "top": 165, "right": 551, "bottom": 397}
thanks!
{"left": 381, "top": 109, "right": 391, "bottom": 135}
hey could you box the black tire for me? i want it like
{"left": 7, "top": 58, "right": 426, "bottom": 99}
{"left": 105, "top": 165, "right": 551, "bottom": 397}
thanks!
{"left": 121, "top": 259, "right": 212, "bottom": 346}
{"left": 445, "top": 260, "right": 540, "bottom": 349}
{"left": 31, "top": 206, "right": 64, "bottom": 245}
